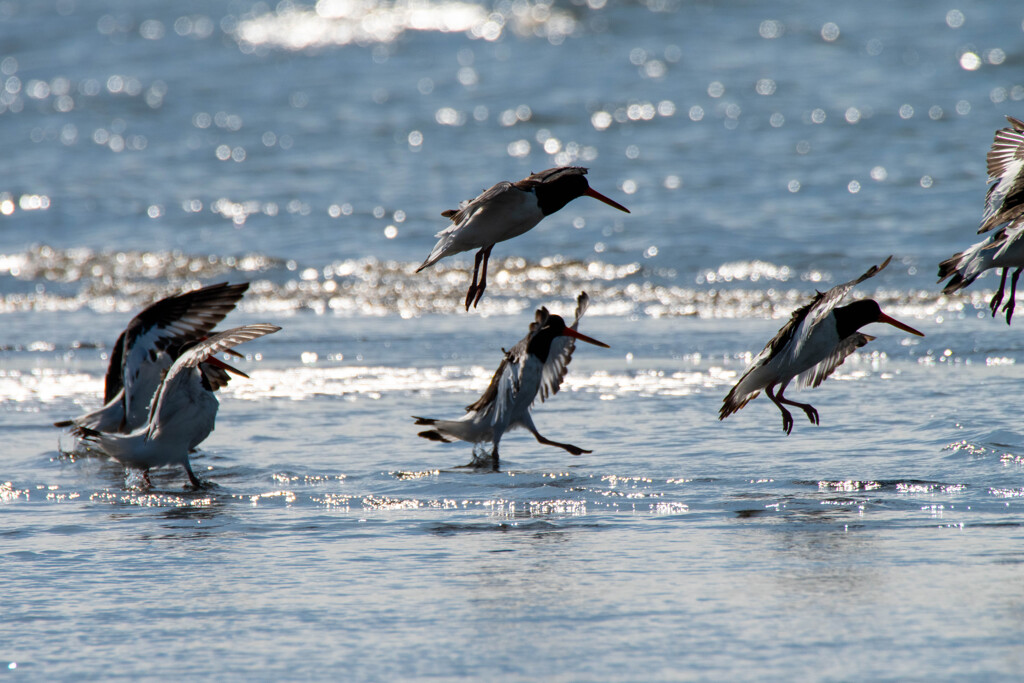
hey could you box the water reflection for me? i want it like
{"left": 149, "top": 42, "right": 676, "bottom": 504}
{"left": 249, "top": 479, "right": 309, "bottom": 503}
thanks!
{"left": 233, "top": 0, "right": 582, "bottom": 51}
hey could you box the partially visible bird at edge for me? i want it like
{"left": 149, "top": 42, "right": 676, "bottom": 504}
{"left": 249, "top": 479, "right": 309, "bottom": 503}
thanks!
{"left": 939, "top": 115, "right": 1024, "bottom": 324}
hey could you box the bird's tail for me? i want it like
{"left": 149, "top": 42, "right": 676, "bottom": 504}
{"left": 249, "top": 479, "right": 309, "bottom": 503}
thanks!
{"left": 412, "top": 416, "right": 488, "bottom": 443}
{"left": 71, "top": 425, "right": 138, "bottom": 461}
{"left": 718, "top": 363, "right": 770, "bottom": 421}
{"left": 719, "top": 386, "right": 758, "bottom": 421}
{"left": 54, "top": 399, "right": 125, "bottom": 432}
{"left": 415, "top": 227, "right": 462, "bottom": 273}
{"left": 937, "top": 239, "right": 992, "bottom": 293}
{"left": 72, "top": 425, "right": 101, "bottom": 439}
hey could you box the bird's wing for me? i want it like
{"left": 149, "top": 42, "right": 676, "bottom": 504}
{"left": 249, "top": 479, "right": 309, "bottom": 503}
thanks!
{"left": 171, "top": 324, "right": 280, "bottom": 371}
{"left": 121, "top": 282, "right": 250, "bottom": 386}
{"left": 441, "top": 181, "right": 515, "bottom": 228}
{"left": 465, "top": 306, "right": 552, "bottom": 415}
{"left": 516, "top": 166, "right": 587, "bottom": 188}
{"left": 538, "top": 292, "right": 590, "bottom": 403}
{"left": 980, "top": 119, "right": 1024, "bottom": 233}
{"left": 795, "top": 333, "right": 874, "bottom": 389}
{"left": 994, "top": 218, "right": 1024, "bottom": 259}
{"left": 462, "top": 347, "right": 527, "bottom": 431}
{"left": 146, "top": 324, "right": 280, "bottom": 436}
{"left": 489, "top": 355, "right": 525, "bottom": 428}
{"left": 199, "top": 363, "right": 233, "bottom": 392}
{"left": 465, "top": 316, "right": 539, "bottom": 414}
{"left": 103, "top": 329, "right": 127, "bottom": 403}
{"left": 791, "top": 256, "right": 891, "bottom": 357}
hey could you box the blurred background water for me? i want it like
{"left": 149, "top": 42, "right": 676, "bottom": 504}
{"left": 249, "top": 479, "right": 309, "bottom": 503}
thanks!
{"left": 3, "top": 0, "right": 1024, "bottom": 679}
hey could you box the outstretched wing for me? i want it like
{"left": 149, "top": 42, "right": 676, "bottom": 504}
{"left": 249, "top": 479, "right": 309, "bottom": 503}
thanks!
{"left": 538, "top": 291, "right": 590, "bottom": 402}
{"left": 791, "top": 256, "right": 892, "bottom": 359}
{"left": 120, "top": 282, "right": 250, "bottom": 394}
{"left": 103, "top": 329, "right": 128, "bottom": 403}
{"left": 147, "top": 324, "right": 280, "bottom": 434}
{"left": 980, "top": 116, "right": 1024, "bottom": 234}
{"left": 171, "top": 324, "right": 281, "bottom": 372}
{"left": 464, "top": 309, "right": 546, "bottom": 413}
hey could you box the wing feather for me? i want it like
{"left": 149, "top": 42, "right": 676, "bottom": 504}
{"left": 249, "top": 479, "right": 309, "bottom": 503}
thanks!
{"left": 790, "top": 256, "right": 891, "bottom": 359}
{"left": 442, "top": 181, "right": 515, "bottom": 228}
{"left": 103, "top": 330, "right": 127, "bottom": 403}
{"left": 795, "top": 333, "right": 874, "bottom": 389}
{"left": 146, "top": 324, "right": 280, "bottom": 437}
{"left": 538, "top": 291, "right": 590, "bottom": 402}
{"left": 118, "top": 282, "right": 249, "bottom": 425}
{"left": 980, "top": 117, "right": 1024, "bottom": 233}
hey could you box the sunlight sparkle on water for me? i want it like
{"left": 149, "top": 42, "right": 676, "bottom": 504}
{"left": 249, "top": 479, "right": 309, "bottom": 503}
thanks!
{"left": 234, "top": 0, "right": 579, "bottom": 51}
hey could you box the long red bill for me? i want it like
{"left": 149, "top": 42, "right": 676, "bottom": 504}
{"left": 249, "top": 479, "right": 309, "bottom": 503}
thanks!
{"left": 584, "top": 187, "right": 630, "bottom": 213}
{"left": 878, "top": 312, "right": 924, "bottom": 337}
{"left": 205, "top": 355, "right": 250, "bottom": 378}
{"left": 562, "top": 326, "right": 610, "bottom": 348}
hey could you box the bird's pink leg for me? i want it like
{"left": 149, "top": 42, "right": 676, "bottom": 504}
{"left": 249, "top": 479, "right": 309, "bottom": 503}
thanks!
{"left": 471, "top": 245, "right": 494, "bottom": 309}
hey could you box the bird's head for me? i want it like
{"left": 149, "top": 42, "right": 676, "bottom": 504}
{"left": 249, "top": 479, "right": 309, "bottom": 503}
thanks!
{"left": 836, "top": 299, "right": 925, "bottom": 338}
{"left": 528, "top": 167, "right": 630, "bottom": 215}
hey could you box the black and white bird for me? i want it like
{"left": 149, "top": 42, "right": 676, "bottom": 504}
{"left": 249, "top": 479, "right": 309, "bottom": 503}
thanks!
{"left": 938, "top": 218, "right": 1024, "bottom": 323}
{"left": 720, "top": 257, "right": 924, "bottom": 434}
{"left": 979, "top": 115, "right": 1024, "bottom": 234}
{"left": 939, "top": 116, "right": 1024, "bottom": 323}
{"left": 55, "top": 282, "right": 249, "bottom": 433}
{"left": 74, "top": 324, "right": 280, "bottom": 488}
{"left": 416, "top": 167, "right": 629, "bottom": 310}
{"left": 413, "top": 292, "right": 609, "bottom": 469}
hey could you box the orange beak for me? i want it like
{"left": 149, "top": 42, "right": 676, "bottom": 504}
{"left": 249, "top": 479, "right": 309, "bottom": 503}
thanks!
{"left": 562, "top": 326, "right": 610, "bottom": 348}
{"left": 877, "top": 312, "right": 924, "bottom": 337}
{"left": 585, "top": 187, "right": 630, "bottom": 213}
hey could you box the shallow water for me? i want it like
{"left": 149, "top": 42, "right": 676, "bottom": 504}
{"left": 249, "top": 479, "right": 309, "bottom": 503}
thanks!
{"left": 4, "top": 0, "right": 1024, "bottom": 679}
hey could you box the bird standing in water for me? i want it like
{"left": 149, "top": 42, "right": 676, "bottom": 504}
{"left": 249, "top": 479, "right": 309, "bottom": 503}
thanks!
{"left": 75, "top": 324, "right": 280, "bottom": 488}
{"left": 416, "top": 167, "right": 629, "bottom": 310}
{"left": 720, "top": 257, "right": 924, "bottom": 434}
{"left": 414, "top": 292, "right": 609, "bottom": 469}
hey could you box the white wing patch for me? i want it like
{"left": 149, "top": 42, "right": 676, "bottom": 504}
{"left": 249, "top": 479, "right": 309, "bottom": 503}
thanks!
{"left": 795, "top": 333, "right": 874, "bottom": 389}
{"left": 538, "top": 291, "right": 590, "bottom": 403}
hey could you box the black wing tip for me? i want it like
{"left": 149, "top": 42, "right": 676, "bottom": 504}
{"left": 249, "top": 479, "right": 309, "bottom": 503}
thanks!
{"left": 53, "top": 419, "right": 74, "bottom": 428}
{"left": 412, "top": 416, "right": 435, "bottom": 426}
{"left": 71, "top": 425, "right": 101, "bottom": 439}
